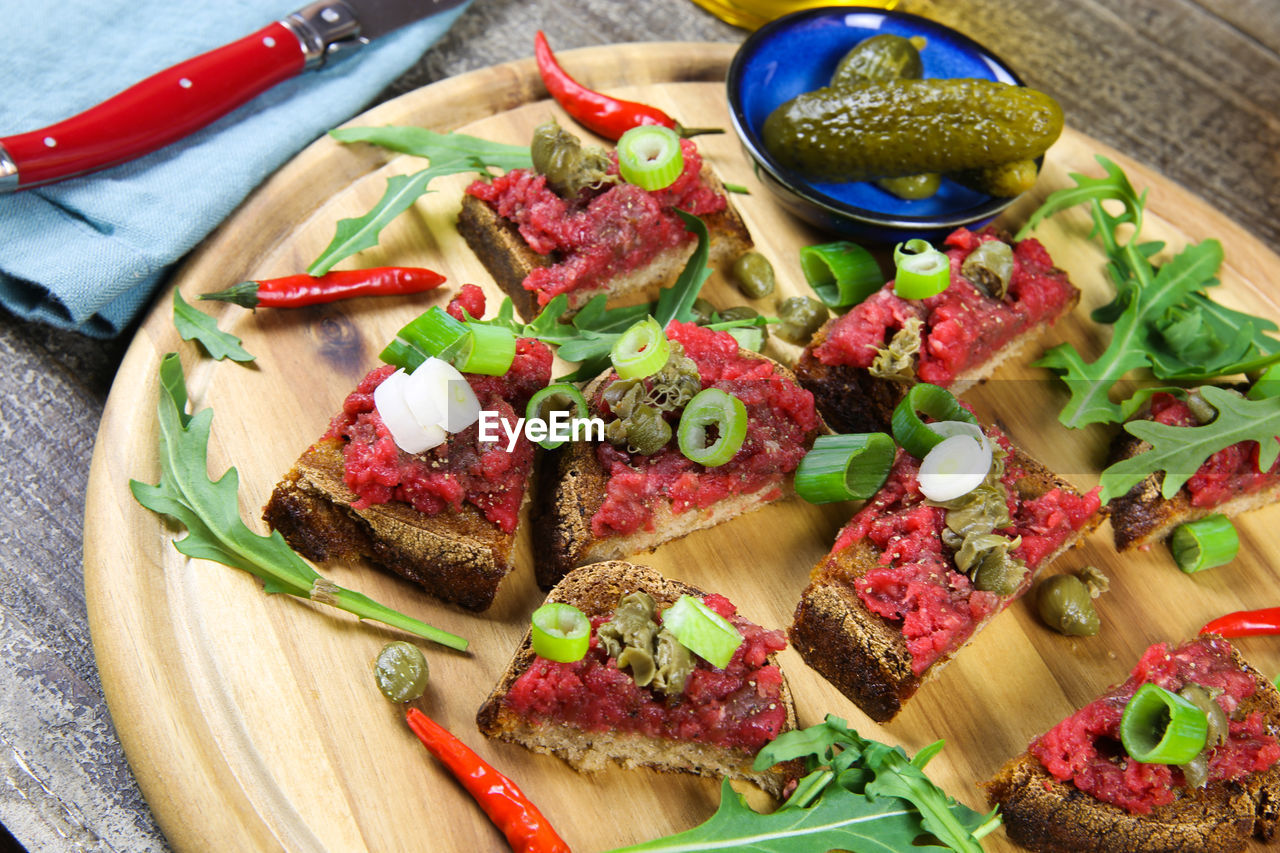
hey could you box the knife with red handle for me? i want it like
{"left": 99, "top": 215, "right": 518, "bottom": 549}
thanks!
{"left": 0, "top": 0, "right": 467, "bottom": 193}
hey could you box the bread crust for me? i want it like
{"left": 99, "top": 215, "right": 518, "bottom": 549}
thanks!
{"left": 475, "top": 561, "right": 801, "bottom": 797}
{"left": 457, "top": 167, "right": 753, "bottom": 322}
{"left": 789, "top": 441, "right": 1104, "bottom": 722}
{"left": 531, "top": 350, "right": 820, "bottom": 589}
{"left": 263, "top": 437, "right": 518, "bottom": 612}
{"left": 984, "top": 641, "right": 1280, "bottom": 853}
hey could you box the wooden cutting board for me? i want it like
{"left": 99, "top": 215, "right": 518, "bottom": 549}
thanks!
{"left": 84, "top": 43, "right": 1280, "bottom": 852}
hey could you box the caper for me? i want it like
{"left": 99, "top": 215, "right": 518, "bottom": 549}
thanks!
{"left": 624, "top": 404, "right": 673, "bottom": 455}
{"left": 1036, "top": 574, "right": 1100, "bottom": 637}
{"left": 961, "top": 240, "right": 1014, "bottom": 300}
{"left": 1186, "top": 390, "right": 1219, "bottom": 425}
{"left": 1179, "top": 753, "right": 1209, "bottom": 789}
{"left": 719, "top": 305, "right": 760, "bottom": 323}
{"left": 774, "top": 296, "right": 829, "bottom": 345}
{"left": 530, "top": 119, "right": 613, "bottom": 197}
{"left": 602, "top": 378, "right": 644, "bottom": 419}
{"left": 1178, "top": 684, "right": 1229, "bottom": 748}
{"left": 731, "top": 251, "right": 776, "bottom": 299}
{"left": 373, "top": 641, "right": 429, "bottom": 703}
{"left": 690, "top": 297, "right": 717, "bottom": 325}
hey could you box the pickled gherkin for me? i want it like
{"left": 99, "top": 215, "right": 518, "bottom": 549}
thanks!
{"left": 831, "top": 34, "right": 924, "bottom": 87}
{"left": 762, "top": 79, "right": 1063, "bottom": 183}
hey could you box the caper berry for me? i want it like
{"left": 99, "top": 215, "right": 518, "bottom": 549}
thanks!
{"left": 1036, "top": 574, "right": 1100, "bottom": 637}
{"left": 373, "top": 641, "right": 429, "bottom": 703}
{"left": 731, "top": 251, "right": 776, "bottom": 299}
{"left": 690, "top": 298, "right": 717, "bottom": 326}
{"left": 774, "top": 296, "right": 829, "bottom": 345}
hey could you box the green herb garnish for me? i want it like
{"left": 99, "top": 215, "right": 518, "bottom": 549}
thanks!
{"left": 1021, "top": 156, "right": 1280, "bottom": 429}
{"left": 309, "top": 127, "right": 533, "bottom": 276}
{"left": 130, "top": 353, "right": 468, "bottom": 651}
{"left": 606, "top": 715, "right": 997, "bottom": 853}
{"left": 173, "top": 290, "right": 254, "bottom": 363}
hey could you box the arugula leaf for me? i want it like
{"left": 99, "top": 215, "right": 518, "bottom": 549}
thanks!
{"left": 173, "top": 290, "right": 254, "bottom": 363}
{"left": 1100, "top": 385, "right": 1280, "bottom": 501}
{"left": 308, "top": 128, "right": 532, "bottom": 276}
{"left": 611, "top": 715, "right": 994, "bottom": 853}
{"left": 130, "top": 353, "right": 468, "bottom": 651}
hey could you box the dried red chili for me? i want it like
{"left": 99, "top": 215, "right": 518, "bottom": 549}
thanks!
{"left": 200, "top": 266, "right": 445, "bottom": 309}
{"left": 1201, "top": 607, "right": 1280, "bottom": 638}
{"left": 533, "top": 31, "right": 719, "bottom": 141}
{"left": 404, "top": 708, "right": 570, "bottom": 853}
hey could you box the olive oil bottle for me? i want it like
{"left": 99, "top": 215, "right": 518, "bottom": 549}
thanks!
{"left": 688, "top": 0, "right": 900, "bottom": 30}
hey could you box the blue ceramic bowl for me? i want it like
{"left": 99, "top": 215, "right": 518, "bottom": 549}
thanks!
{"left": 727, "top": 7, "right": 1029, "bottom": 243}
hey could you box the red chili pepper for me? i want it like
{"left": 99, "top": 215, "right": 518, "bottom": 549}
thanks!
{"left": 404, "top": 708, "right": 570, "bottom": 853}
{"left": 533, "top": 31, "right": 719, "bottom": 141}
{"left": 200, "top": 266, "right": 446, "bottom": 309}
{"left": 1200, "top": 607, "right": 1280, "bottom": 637}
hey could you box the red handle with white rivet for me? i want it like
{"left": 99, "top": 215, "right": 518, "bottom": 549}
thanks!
{"left": 0, "top": 21, "right": 306, "bottom": 191}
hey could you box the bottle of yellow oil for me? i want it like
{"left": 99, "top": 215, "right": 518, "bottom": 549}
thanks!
{"left": 688, "top": 0, "right": 900, "bottom": 30}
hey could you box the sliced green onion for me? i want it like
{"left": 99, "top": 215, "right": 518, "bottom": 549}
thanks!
{"left": 1170, "top": 514, "right": 1239, "bottom": 573}
{"left": 795, "top": 433, "right": 895, "bottom": 503}
{"left": 611, "top": 316, "right": 671, "bottom": 380}
{"left": 891, "top": 383, "right": 978, "bottom": 459}
{"left": 1120, "top": 683, "right": 1209, "bottom": 764}
{"left": 448, "top": 323, "right": 516, "bottom": 376}
{"left": 530, "top": 602, "right": 591, "bottom": 663}
{"left": 525, "top": 383, "right": 590, "bottom": 450}
{"left": 379, "top": 338, "right": 426, "bottom": 372}
{"left": 677, "top": 388, "right": 748, "bottom": 467}
{"left": 727, "top": 326, "right": 764, "bottom": 352}
{"left": 893, "top": 239, "right": 951, "bottom": 300}
{"left": 800, "top": 241, "right": 885, "bottom": 308}
{"left": 384, "top": 306, "right": 469, "bottom": 367}
{"left": 616, "top": 125, "right": 684, "bottom": 191}
{"left": 661, "top": 595, "right": 742, "bottom": 669}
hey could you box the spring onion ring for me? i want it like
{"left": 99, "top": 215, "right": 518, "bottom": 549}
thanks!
{"left": 893, "top": 239, "right": 951, "bottom": 300}
{"left": 661, "top": 595, "right": 742, "bottom": 669}
{"left": 799, "top": 241, "right": 885, "bottom": 308}
{"left": 795, "top": 433, "right": 896, "bottom": 503}
{"left": 677, "top": 388, "right": 748, "bottom": 467}
{"left": 616, "top": 125, "right": 684, "bottom": 190}
{"left": 446, "top": 323, "right": 517, "bottom": 376}
{"left": 891, "top": 383, "right": 979, "bottom": 459}
{"left": 381, "top": 306, "right": 468, "bottom": 370}
{"left": 611, "top": 316, "right": 671, "bottom": 380}
{"left": 1170, "top": 514, "right": 1239, "bottom": 573}
{"left": 530, "top": 602, "right": 591, "bottom": 663}
{"left": 1119, "top": 683, "right": 1209, "bottom": 764}
{"left": 525, "top": 383, "right": 590, "bottom": 450}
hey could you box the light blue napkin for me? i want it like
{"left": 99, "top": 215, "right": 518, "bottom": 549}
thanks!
{"left": 0, "top": 0, "right": 470, "bottom": 337}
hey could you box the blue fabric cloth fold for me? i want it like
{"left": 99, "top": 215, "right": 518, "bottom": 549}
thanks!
{"left": 0, "top": 0, "right": 470, "bottom": 337}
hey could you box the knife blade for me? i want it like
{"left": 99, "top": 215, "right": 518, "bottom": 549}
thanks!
{"left": 0, "top": 0, "right": 468, "bottom": 193}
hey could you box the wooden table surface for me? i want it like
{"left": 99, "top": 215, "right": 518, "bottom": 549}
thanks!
{"left": 0, "top": 1, "right": 1276, "bottom": 851}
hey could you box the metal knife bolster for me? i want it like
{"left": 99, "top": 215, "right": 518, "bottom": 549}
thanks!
{"left": 282, "top": 0, "right": 368, "bottom": 70}
{"left": 0, "top": 145, "right": 17, "bottom": 193}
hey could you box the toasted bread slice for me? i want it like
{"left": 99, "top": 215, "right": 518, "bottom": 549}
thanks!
{"left": 1108, "top": 392, "right": 1280, "bottom": 550}
{"left": 457, "top": 166, "right": 752, "bottom": 322}
{"left": 263, "top": 437, "right": 520, "bottom": 612}
{"left": 533, "top": 331, "right": 822, "bottom": 589}
{"left": 476, "top": 560, "right": 800, "bottom": 796}
{"left": 790, "top": 435, "right": 1103, "bottom": 722}
{"left": 985, "top": 638, "right": 1280, "bottom": 852}
{"left": 793, "top": 228, "right": 1080, "bottom": 434}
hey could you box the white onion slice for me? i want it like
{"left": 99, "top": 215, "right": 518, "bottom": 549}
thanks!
{"left": 374, "top": 370, "right": 446, "bottom": 454}
{"left": 918, "top": 433, "right": 993, "bottom": 502}
{"left": 414, "top": 358, "right": 480, "bottom": 433}
{"left": 926, "top": 420, "right": 986, "bottom": 444}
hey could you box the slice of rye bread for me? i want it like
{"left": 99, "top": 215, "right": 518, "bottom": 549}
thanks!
{"left": 456, "top": 167, "right": 753, "bottom": 322}
{"left": 789, "top": 442, "right": 1104, "bottom": 723}
{"left": 1107, "top": 428, "right": 1280, "bottom": 551}
{"left": 263, "top": 437, "right": 521, "bottom": 612}
{"left": 531, "top": 349, "right": 822, "bottom": 590}
{"left": 792, "top": 296, "right": 1079, "bottom": 435}
{"left": 475, "top": 560, "right": 801, "bottom": 797}
{"left": 983, "top": 641, "right": 1280, "bottom": 853}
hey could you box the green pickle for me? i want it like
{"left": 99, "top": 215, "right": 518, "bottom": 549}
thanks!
{"left": 831, "top": 34, "right": 925, "bottom": 87}
{"left": 762, "top": 79, "right": 1063, "bottom": 183}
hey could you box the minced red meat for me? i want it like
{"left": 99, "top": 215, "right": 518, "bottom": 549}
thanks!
{"left": 325, "top": 338, "right": 553, "bottom": 534}
{"left": 1031, "top": 637, "right": 1280, "bottom": 814}
{"left": 504, "top": 592, "right": 789, "bottom": 753}
{"left": 830, "top": 430, "right": 1100, "bottom": 675}
{"left": 812, "top": 228, "right": 1077, "bottom": 387}
{"left": 590, "top": 321, "right": 820, "bottom": 538}
{"left": 1145, "top": 392, "right": 1280, "bottom": 508}
{"left": 465, "top": 140, "right": 726, "bottom": 307}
